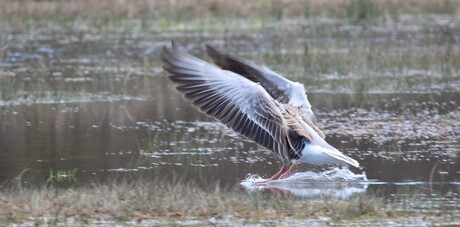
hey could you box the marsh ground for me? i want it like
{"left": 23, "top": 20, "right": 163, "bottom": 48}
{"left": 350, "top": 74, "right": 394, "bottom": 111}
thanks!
{"left": 0, "top": 0, "right": 460, "bottom": 225}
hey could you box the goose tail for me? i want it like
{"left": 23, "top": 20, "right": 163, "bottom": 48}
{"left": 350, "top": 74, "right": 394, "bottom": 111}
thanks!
{"left": 300, "top": 144, "right": 360, "bottom": 168}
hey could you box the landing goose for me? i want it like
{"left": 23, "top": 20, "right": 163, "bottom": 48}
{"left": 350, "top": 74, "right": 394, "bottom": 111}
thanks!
{"left": 161, "top": 42, "right": 359, "bottom": 181}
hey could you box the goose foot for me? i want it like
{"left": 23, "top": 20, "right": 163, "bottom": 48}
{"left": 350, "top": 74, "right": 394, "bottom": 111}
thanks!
{"left": 254, "top": 164, "right": 297, "bottom": 185}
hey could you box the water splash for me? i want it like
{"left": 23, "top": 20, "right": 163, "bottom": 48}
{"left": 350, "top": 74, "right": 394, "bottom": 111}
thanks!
{"left": 241, "top": 167, "right": 369, "bottom": 198}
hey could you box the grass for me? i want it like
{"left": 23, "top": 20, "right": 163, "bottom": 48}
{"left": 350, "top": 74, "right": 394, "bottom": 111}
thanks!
{"left": 0, "top": 177, "right": 408, "bottom": 225}
{"left": 0, "top": 1, "right": 458, "bottom": 36}
{"left": 1, "top": 0, "right": 458, "bottom": 22}
{"left": 1, "top": 177, "right": 458, "bottom": 225}
{"left": 1, "top": 36, "right": 458, "bottom": 105}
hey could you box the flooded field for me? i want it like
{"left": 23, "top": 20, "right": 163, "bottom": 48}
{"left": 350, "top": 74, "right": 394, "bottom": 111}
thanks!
{"left": 1, "top": 5, "right": 460, "bottom": 224}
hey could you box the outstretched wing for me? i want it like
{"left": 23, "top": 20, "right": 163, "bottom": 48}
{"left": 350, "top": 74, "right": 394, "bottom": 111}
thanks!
{"left": 161, "top": 43, "right": 296, "bottom": 163}
{"left": 205, "top": 45, "right": 309, "bottom": 106}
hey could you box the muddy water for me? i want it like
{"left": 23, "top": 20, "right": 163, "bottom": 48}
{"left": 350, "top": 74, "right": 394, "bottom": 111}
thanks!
{"left": 1, "top": 76, "right": 459, "bottom": 196}
{"left": 1, "top": 16, "right": 460, "bottom": 199}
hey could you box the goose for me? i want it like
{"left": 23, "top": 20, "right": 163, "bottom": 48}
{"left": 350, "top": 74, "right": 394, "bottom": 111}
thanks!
{"left": 161, "top": 42, "right": 359, "bottom": 182}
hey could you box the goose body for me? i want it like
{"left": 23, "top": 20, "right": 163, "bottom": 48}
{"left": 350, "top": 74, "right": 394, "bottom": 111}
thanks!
{"left": 161, "top": 43, "right": 359, "bottom": 180}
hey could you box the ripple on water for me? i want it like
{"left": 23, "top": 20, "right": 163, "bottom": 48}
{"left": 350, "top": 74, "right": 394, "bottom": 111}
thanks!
{"left": 241, "top": 167, "right": 368, "bottom": 198}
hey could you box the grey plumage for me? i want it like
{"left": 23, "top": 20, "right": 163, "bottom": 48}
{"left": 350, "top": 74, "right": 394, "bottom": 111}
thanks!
{"left": 161, "top": 43, "right": 358, "bottom": 168}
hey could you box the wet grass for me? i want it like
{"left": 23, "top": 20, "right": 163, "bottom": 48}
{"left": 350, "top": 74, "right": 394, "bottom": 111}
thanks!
{"left": 2, "top": 178, "right": 457, "bottom": 226}
{"left": 1, "top": 1, "right": 459, "bottom": 104}
{"left": 1, "top": 33, "right": 459, "bottom": 106}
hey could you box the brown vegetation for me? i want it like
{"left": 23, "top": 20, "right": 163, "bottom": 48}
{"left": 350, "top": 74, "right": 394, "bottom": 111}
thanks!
{"left": 1, "top": 0, "right": 458, "bottom": 21}
{"left": 0, "top": 179, "right": 383, "bottom": 225}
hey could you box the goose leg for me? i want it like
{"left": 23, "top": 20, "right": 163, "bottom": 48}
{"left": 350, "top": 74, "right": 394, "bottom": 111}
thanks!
{"left": 255, "top": 164, "right": 296, "bottom": 185}
{"left": 269, "top": 164, "right": 290, "bottom": 180}
{"left": 255, "top": 165, "right": 289, "bottom": 185}
{"left": 278, "top": 164, "right": 297, "bottom": 179}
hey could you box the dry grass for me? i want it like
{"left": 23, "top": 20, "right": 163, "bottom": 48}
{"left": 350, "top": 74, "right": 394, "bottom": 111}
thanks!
{"left": 1, "top": 178, "right": 459, "bottom": 225}
{"left": 0, "top": 178, "right": 384, "bottom": 225}
{"left": 1, "top": 0, "right": 458, "bottom": 21}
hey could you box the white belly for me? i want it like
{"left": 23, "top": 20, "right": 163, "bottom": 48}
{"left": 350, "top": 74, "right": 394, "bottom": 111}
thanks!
{"left": 299, "top": 144, "right": 351, "bottom": 166}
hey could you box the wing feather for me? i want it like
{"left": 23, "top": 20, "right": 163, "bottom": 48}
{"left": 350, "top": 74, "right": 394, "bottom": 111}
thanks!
{"left": 206, "top": 44, "right": 320, "bottom": 124}
{"left": 162, "top": 44, "right": 295, "bottom": 163}
{"left": 206, "top": 44, "right": 299, "bottom": 104}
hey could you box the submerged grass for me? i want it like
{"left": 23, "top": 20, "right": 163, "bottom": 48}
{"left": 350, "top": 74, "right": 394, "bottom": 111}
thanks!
{"left": 1, "top": 1, "right": 459, "bottom": 102}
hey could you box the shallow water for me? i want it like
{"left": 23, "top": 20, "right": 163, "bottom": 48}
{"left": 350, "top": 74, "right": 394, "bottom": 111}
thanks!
{"left": 0, "top": 16, "right": 460, "bottom": 201}
{"left": 241, "top": 168, "right": 369, "bottom": 199}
